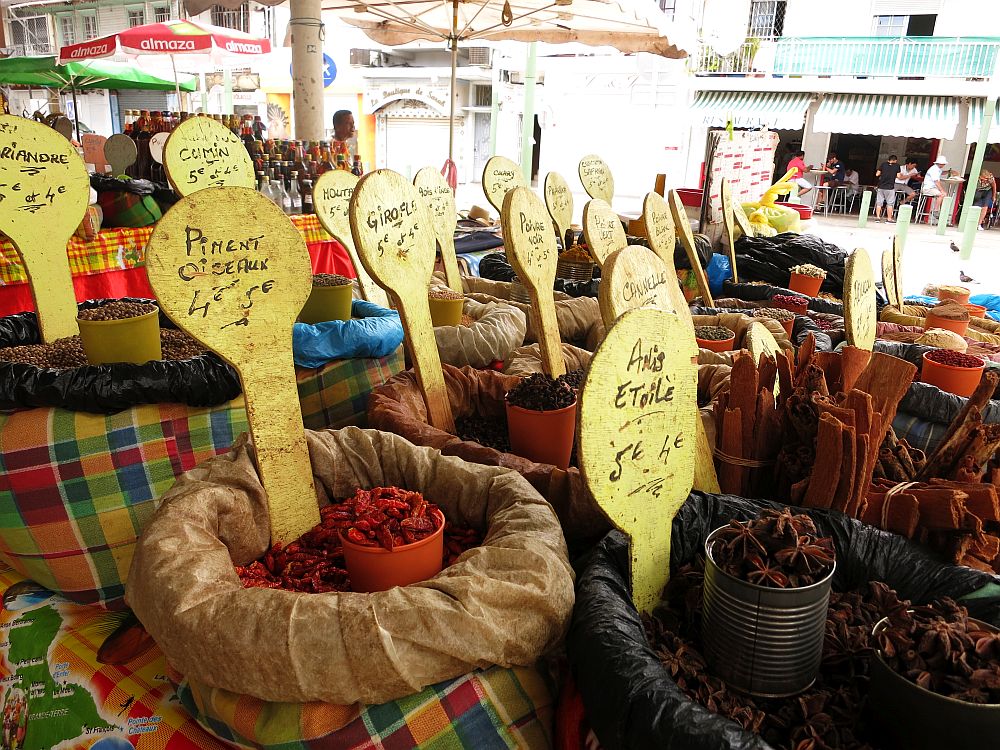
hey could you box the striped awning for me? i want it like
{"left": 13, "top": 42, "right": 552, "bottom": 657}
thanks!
{"left": 691, "top": 90, "right": 813, "bottom": 130}
{"left": 967, "top": 98, "right": 1000, "bottom": 144}
{"left": 813, "top": 94, "right": 959, "bottom": 139}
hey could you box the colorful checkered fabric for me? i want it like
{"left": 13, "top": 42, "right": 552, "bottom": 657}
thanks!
{"left": 0, "top": 351, "right": 404, "bottom": 609}
{"left": 0, "top": 398, "right": 249, "bottom": 609}
{"left": 297, "top": 347, "right": 405, "bottom": 431}
{"left": 0, "top": 214, "right": 330, "bottom": 285}
{"left": 177, "top": 664, "right": 554, "bottom": 749}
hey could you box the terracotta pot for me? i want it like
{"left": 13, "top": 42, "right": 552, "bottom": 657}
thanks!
{"left": 965, "top": 303, "right": 987, "bottom": 319}
{"left": 341, "top": 509, "right": 445, "bottom": 593}
{"left": 697, "top": 333, "right": 737, "bottom": 353}
{"left": 921, "top": 352, "right": 985, "bottom": 398}
{"left": 936, "top": 287, "right": 971, "bottom": 305}
{"left": 428, "top": 296, "right": 464, "bottom": 327}
{"left": 788, "top": 273, "right": 823, "bottom": 297}
{"left": 506, "top": 397, "right": 577, "bottom": 470}
{"left": 924, "top": 311, "right": 969, "bottom": 336}
{"left": 77, "top": 308, "right": 161, "bottom": 365}
{"left": 299, "top": 283, "right": 353, "bottom": 324}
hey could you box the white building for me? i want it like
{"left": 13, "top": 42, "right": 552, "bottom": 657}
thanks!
{"left": 686, "top": 0, "right": 1000, "bottom": 198}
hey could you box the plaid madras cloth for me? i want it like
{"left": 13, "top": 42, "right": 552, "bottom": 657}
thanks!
{"left": 297, "top": 347, "right": 405, "bottom": 430}
{"left": 0, "top": 214, "right": 330, "bottom": 286}
{"left": 177, "top": 664, "right": 554, "bottom": 749}
{"left": 0, "top": 565, "right": 233, "bottom": 749}
{"left": 0, "top": 351, "right": 403, "bottom": 609}
{"left": 0, "top": 399, "right": 249, "bottom": 609}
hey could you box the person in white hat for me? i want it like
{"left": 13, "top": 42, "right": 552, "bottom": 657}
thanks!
{"left": 921, "top": 155, "right": 950, "bottom": 222}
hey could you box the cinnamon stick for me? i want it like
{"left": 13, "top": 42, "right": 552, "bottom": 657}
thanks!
{"left": 833, "top": 424, "right": 857, "bottom": 513}
{"left": 803, "top": 413, "right": 844, "bottom": 509}
{"left": 718, "top": 407, "right": 744, "bottom": 495}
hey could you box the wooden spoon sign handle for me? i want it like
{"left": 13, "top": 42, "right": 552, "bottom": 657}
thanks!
{"left": 720, "top": 179, "right": 739, "bottom": 283}
{"left": 104, "top": 134, "right": 137, "bottom": 177}
{"left": 0, "top": 115, "right": 89, "bottom": 342}
{"left": 578, "top": 154, "right": 614, "bottom": 204}
{"left": 598, "top": 245, "right": 675, "bottom": 329}
{"left": 313, "top": 169, "right": 389, "bottom": 307}
{"left": 483, "top": 155, "right": 526, "bottom": 215}
{"left": 145, "top": 187, "right": 319, "bottom": 545}
{"left": 844, "top": 247, "right": 876, "bottom": 351}
{"left": 414, "top": 166, "right": 462, "bottom": 292}
{"left": 582, "top": 198, "right": 626, "bottom": 269}
{"left": 350, "top": 169, "right": 455, "bottom": 432}
{"left": 578, "top": 308, "right": 698, "bottom": 613}
{"left": 544, "top": 171, "right": 573, "bottom": 244}
{"left": 641, "top": 191, "right": 692, "bottom": 329}
{"left": 668, "top": 189, "right": 714, "bottom": 307}
{"left": 881, "top": 249, "right": 898, "bottom": 308}
{"left": 163, "top": 115, "right": 255, "bottom": 197}
{"left": 502, "top": 186, "right": 565, "bottom": 379}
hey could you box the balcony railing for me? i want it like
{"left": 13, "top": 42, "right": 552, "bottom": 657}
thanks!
{"left": 692, "top": 37, "right": 1000, "bottom": 80}
{"left": 7, "top": 43, "right": 55, "bottom": 57}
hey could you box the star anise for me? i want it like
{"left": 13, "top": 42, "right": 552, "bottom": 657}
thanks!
{"left": 746, "top": 554, "right": 791, "bottom": 588}
{"left": 973, "top": 630, "right": 1000, "bottom": 660}
{"left": 713, "top": 519, "right": 767, "bottom": 562}
{"left": 775, "top": 534, "right": 835, "bottom": 577}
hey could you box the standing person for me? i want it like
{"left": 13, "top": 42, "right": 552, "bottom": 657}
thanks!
{"left": 921, "top": 155, "right": 949, "bottom": 221}
{"left": 331, "top": 109, "right": 356, "bottom": 166}
{"left": 895, "top": 158, "right": 920, "bottom": 206}
{"left": 785, "top": 150, "right": 813, "bottom": 198}
{"left": 815, "top": 153, "right": 845, "bottom": 209}
{"left": 874, "top": 154, "right": 901, "bottom": 223}
{"left": 973, "top": 168, "right": 997, "bottom": 230}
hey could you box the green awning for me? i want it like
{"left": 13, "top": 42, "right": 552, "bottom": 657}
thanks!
{"left": 967, "top": 98, "right": 1000, "bottom": 145}
{"left": 813, "top": 94, "right": 958, "bottom": 139}
{"left": 0, "top": 56, "right": 196, "bottom": 92}
{"left": 691, "top": 90, "right": 813, "bottom": 131}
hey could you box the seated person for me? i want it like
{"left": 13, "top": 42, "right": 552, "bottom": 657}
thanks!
{"left": 895, "top": 159, "right": 920, "bottom": 205}
{"left": 785, "top": 150, "right": 813, "bottom": 197}
{"left": 921, "top": 155, "right": 949, "bottom": 219}
{"left": 844, "top": 167, "right": 861, "bottom": 196}
{"left": 815, "top": 153, "right": 845, "bottom": 207}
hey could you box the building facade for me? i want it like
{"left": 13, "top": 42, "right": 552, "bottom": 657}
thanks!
{"left": 686, "top": 0, "right": 1000, "bottom": 197}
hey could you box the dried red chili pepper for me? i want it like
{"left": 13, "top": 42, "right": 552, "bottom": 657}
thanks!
{"left": 235, "top": 487, "right": 482, "bottom": 593}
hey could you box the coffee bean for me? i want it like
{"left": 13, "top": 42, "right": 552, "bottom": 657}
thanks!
{"left": 312, "top": 274, "right": 352, "bottom": 287}
{"left": 694, "top": 325, "right": 734, "bottom": 341}
{"left": 77, "top": 301, "right": 157, "bottom": 322}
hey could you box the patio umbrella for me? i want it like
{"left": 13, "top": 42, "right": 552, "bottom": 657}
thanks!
{"left": 0, "top": 56, "right": 198, "bottom": 137}
{"left": 57, "top": 19, "right": 271, "bottom": 105}
{"left": 323, "top": 0, "right": 690, "bottom": 162}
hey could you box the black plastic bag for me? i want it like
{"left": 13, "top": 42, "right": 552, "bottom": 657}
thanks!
{"left": 721, "top": 280, "right": 849, "bottom": 316}
{"left": 554, "top": 278, "right": 600, "bottom": 298}
{"left": 568, "top": 492, "right": 1000, "bottom": 750}
{"left": 0, "top": 299, "right": 241, "bottom": 414}
{"left": 898, "top": 381, "right": 1000, "bottom": 426}
{"left": 734, "top": 233, "right": 849, "bottom": 294}
{"left": 478, "top": 252, "right": 516, "bottom": 282}
{"left": 90, "top": 173, "right": 157, "bottom": 196}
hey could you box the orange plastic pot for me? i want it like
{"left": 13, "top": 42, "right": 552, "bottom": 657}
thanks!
{"left": 788, "top": 273, "right": 823, "bottom": 297}
{"left": 965, "top": 303, "right": 987, "bottom": 319}
{"left": 936, "top": 287, "right": 971, "bottom": 305}
{"left": 340, "top": 510, "right": 445, "bottom": 593}
{"left": 921, "top": 352, "right": 985, "bottom": 398}
{"left": 506, "top": 397, "right": 577, "bottom": 470}
{"left": 697, "top": 333, "right": 736, "bottom": 352}
{"left": 924, "top": 312, "right": 969, "bottom": 337}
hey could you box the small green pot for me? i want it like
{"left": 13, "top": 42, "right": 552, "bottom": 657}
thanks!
{"left": 77, "top": 309, "right": 161, "bottom": 365}
{"left": 299, "top": 283, "right": 353, "bottom": 324}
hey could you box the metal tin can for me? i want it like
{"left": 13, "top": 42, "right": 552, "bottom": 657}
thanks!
{"left": 555, "top": 257, "right": 595, "bottom": 283}
{"left": 702, "top": 525, "right": 834, "bottom": 697}
{"left": 508, "top": 278, "right": 532, "bottom": 304}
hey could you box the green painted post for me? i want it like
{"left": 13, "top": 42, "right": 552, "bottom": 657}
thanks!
{"left": 858, "top": 190, "right": 872, "bottom": 227}
{"left": 895, "top": 204, "right": 912, "bottom": 256}
{"left": 960, "top": 212, "right": 979, "bottom": 260}
{"left": 936, "top": 195, "right": 953, "bottom": 235}
{"left": 519, "top": 43, "right": 538, "bottom": 184}
{"left": 959, "top": 97, "right": 996, "bottom": 259}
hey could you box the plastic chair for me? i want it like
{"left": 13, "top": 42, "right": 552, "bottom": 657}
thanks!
{"left": 812, "top": 185, "right": 831, "bottom": 215}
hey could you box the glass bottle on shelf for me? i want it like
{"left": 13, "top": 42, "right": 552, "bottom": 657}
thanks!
{"left": 351, "top": 155, "right": 363, "bottom": 177}
{"left": 302, "top": 179, "right": 314, "bottom": 214}
{"left": 335, "top": 152, "right": 348, "bottom": 171}
{"left": 270, "top": 176, "right": 288, "bottom": 211}
{"left": 287, "top": 171, "right": 302, "bottom": 215}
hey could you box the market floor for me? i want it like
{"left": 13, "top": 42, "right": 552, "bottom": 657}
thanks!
{"left": 795, "top": 214, "right": 1000, "bottom": 298}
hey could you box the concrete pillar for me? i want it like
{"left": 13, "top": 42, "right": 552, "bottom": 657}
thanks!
{"left": 289, "top": 0, "right": 325, "bottom": 141}
{"left": 936, "top": 99, "right": 970, "bottom": 175}
{"left": 802, "top": 97, "right": 830, "bottom": 173}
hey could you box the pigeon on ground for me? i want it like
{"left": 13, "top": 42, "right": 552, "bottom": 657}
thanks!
{"left": 950, "top": 241, "right": 961, "bottom": 252}
{"left": 960, "top": 270, "right": 975, "bottom": 283}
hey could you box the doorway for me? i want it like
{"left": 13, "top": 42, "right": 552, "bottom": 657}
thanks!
{"left": 830, "top": 133, "right": 881, "bottom": 185}
{"left": 531, "top": 115, "right": 541, "bottom": 183}
{"left": 473, "top": 112, "right": 490, "bottom": 180}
